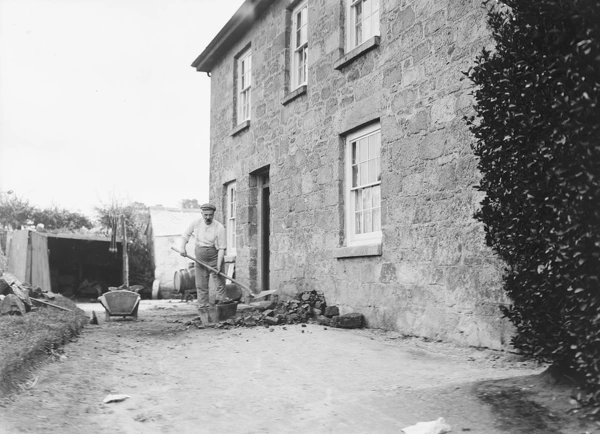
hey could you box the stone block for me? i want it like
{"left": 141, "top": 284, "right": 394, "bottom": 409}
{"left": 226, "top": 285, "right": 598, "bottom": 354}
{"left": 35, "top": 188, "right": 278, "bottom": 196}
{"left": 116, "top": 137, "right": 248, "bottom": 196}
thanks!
{"left": 379, "top": 263, "right": 398, "bottom": 283}
{"left": 448, "top": 0, "right": 475, "bottom": 21}
{"left": 412, "top": 41, "right": 431, "bottom": 64}
{"left": 0, "top": 294, "right": 26, "bottom": 316}
{"left": 425, "top": 9, "right": 446, "bottom": 35}
{"left": 408, "top": 109, "right": 430, "bottom": 134}
{"left": 324, "top": 305, "right": 340, "bottom": 317}
{"left": 419, "top": 131, "right": 446, "bottom": 160}
{"left": 337, "top": 313, "right": 364, "bottom": 329}
{"left": 431, "top": 94, "right": 456, "bottom": 124}
{"left": 400, "top": 23, "right": 424, "bottom": 50}
{"left": 264, "top": 316, "right": 280, "bottom": 325}
{"left": 383, "top": 65, "right": 403, "bottom": 88}
{"left": 391, "top": 7, "right": 415, "bottom": 38}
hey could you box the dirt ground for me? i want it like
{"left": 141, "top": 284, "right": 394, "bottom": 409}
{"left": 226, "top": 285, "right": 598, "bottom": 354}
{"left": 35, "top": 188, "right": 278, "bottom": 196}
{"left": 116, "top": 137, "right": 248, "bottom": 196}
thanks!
{"left": 0, "top": 300, "right": 597, "bottom": 434}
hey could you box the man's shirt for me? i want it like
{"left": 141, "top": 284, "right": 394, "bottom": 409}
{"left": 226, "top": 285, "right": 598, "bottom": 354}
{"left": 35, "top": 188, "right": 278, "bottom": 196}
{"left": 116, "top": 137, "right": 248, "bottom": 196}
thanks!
{"left": 182, "top": 219, "right": 226, "bottom": 250}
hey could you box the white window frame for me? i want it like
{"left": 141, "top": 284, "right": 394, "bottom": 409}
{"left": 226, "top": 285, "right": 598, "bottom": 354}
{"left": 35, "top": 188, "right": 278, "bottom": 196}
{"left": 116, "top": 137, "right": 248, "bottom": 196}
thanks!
{"left": 226, "top": 182, "right": 237, "bottom": 256}
{"left": 291, "top": 1, "right": 308, "bottom": 90}
{"left": 345, "top": 122, "right": 382, "bottom": 246}
{"left": 237, "top": 49, "right": 252, "bottom": 124}
{"left": 346, "top": 0, "right": 380, "bottom": 51}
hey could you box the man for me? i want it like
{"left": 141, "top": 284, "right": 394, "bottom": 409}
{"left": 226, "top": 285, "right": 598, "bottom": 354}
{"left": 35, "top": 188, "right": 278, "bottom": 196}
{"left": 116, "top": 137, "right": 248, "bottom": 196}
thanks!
{"left": 178, "top": 203, "right": 228, "bottom": 307}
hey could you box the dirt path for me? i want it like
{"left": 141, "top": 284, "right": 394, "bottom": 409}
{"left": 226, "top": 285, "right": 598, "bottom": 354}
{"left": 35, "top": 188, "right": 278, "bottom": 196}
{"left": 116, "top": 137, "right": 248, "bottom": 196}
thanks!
{"left": 0, "top": 300, "right": 595, "bottom": 434}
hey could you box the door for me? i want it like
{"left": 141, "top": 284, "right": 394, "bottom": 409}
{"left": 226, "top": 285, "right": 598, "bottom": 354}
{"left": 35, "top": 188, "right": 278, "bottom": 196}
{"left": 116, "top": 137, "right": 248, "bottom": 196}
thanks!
{"left": 31, "top": 232, "right": 52, "bottom": 291}
{"left": 259, "top": 174, "right": 270, "bottom": 292}
{"left": 6, "top": 230, "right": 30, "bottom": 283}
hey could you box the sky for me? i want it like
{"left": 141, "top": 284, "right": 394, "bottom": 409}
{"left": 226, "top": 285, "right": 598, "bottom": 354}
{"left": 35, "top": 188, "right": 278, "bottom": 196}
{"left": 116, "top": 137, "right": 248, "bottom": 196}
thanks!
{"left": 0, "top": 0, "right": 244, "bottom": 218}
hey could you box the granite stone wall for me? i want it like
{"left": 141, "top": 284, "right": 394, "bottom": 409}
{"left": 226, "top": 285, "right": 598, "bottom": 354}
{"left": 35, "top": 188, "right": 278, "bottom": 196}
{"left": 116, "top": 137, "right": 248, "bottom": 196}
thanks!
{"left": 204, "top": 0, "right": 513, "bottom": 349}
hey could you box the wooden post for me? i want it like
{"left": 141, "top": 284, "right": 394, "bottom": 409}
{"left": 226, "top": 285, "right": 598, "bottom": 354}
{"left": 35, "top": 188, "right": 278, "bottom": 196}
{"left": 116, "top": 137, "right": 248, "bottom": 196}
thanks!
{"left": 121, "top": 215, "right": 129, "bottom": 288}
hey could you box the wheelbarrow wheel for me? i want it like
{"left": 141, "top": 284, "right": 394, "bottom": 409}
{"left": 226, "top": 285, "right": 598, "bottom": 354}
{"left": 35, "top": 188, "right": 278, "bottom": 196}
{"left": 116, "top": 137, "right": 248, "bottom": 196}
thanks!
{"left": 105, "top": 311, "right": 110, "bottom": 322}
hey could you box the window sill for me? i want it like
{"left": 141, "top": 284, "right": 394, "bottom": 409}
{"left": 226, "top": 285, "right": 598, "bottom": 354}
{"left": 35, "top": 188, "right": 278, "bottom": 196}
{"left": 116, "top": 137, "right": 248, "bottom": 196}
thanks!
{"left": 333, "top": 243, "right": 382, "bottom": 259}
{"left": 333, "top": 36, "right": 380, "bottom": 71}
{"left": 282, "top": 85, "right": 307, "bottom": 105}
{"left": 231, "top": 120, "right": 250, "bottom": 136}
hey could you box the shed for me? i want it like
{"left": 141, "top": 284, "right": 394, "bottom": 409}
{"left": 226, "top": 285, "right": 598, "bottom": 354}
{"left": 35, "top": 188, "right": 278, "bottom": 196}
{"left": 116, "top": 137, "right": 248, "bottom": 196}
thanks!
{"left": 5, "top": 230, "right": 123, "bottom": 296}
{"left": 146, "top": 207, "right": 203, "bottom": 291}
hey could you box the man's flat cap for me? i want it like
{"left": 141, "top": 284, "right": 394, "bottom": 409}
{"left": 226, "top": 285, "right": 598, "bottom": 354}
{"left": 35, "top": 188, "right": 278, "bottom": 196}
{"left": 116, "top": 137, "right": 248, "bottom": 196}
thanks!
{"left": 200, "top": 203, "right": 216, "bottom": 211}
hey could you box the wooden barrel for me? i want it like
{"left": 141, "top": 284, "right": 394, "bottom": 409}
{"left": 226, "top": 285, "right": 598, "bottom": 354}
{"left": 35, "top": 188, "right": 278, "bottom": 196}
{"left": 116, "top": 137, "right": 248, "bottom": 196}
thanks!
{"left": 174, "top": 268, "right": 195, "bottom": 292}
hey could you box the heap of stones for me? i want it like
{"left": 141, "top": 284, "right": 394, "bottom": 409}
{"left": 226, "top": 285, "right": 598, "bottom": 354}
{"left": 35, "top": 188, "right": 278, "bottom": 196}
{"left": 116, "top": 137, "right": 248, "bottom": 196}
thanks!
{"left": 0, "top": 272, "right": 63, "bottom": 315}
{"left": 185, "top": 290, "right": 364, "bottom": 330}
{"left": 0, "top": 272, "right": 35, "bottom": 315}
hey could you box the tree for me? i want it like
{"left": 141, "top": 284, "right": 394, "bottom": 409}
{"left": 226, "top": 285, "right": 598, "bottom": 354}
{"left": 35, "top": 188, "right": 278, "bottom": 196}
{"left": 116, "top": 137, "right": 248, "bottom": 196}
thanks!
{"left": 466, "top": 0, "right": 600, "bottom": 412}
{"left": 31, "top": 207, "right": 93, "bottom": 231}
{"left": 0, "top": 195, "right": 92, "bottom": 231}
{"left": 95, "top": 200, "right": 153, "bottom": 291}
{"left": 180, "top": 199, "right": 201, "bottom": 209}
{"left": 0, "top": 195, "right": 34, "bottom": 230}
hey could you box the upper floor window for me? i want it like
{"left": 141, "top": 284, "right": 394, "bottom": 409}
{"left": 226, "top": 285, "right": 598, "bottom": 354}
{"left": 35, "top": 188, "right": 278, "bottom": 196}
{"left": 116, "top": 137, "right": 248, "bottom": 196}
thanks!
{"left": 226, "top": 182, "right": 237, "bottom": 255}
{"left": 237, "top": 49, "right": 252, "bottom": 124}
{"left": 347, "top": 0, "right": 380, "bottom": 51}
{"left": 345, "top": 123, "right": 382, "bottom": 246}
{"left": 291, "top": 1, "right": 308, "bottom": 90}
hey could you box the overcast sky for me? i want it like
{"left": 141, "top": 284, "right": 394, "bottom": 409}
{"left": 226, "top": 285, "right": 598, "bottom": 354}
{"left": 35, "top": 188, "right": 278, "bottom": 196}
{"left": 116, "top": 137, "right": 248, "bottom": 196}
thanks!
{"left": 0, "top": 0, "right": 244, "bottom": 217}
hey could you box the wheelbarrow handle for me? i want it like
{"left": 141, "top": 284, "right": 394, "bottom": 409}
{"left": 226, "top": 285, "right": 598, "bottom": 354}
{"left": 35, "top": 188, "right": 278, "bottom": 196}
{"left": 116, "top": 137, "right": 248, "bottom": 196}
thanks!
{"left": 171, "top": 247, "right": 254, "bottom": 299}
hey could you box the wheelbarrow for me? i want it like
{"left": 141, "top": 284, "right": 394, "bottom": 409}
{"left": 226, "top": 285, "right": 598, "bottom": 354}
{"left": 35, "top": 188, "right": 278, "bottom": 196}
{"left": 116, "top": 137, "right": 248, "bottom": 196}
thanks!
{"left": 98, "top": 290, "right": 141, "bottom": 322}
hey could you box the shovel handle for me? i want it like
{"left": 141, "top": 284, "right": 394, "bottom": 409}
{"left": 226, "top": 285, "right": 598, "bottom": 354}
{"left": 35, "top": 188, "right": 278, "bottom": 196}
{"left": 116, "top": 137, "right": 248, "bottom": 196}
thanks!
{"left": 31, "top": 298, "right": 73, "bottom": 312}
{"left": 171, "top": 247, "right": 254, "bottom": 299}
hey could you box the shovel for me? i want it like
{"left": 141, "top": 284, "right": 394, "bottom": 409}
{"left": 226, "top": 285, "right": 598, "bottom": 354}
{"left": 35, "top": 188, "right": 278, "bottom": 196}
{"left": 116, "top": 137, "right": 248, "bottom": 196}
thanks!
{"left": 171, "top": 247, "right": 278, "bottom": 302}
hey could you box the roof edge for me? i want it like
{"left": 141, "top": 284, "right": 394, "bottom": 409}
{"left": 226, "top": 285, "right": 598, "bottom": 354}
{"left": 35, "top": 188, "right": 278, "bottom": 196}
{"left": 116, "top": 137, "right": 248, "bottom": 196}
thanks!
{"left": 191, "top": 0, "right": 277, "bottom": 73}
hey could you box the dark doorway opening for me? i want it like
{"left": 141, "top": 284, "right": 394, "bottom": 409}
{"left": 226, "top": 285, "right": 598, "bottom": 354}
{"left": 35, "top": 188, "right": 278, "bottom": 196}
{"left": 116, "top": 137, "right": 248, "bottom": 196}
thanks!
{"left": 260, "top": 174, "right": 270, "bottom": 292}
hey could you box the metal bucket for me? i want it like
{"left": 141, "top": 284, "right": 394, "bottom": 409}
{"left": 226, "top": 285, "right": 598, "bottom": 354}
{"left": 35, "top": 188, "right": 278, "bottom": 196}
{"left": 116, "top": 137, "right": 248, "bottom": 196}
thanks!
{"left": 174, "top": 268, "right": 195, "bottom": 293}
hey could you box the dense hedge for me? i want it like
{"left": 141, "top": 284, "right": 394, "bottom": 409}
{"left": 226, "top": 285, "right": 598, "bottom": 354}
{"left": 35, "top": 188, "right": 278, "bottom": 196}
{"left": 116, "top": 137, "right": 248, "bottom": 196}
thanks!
{"left": 466, "top": 0, "right": 600, "bottom": 411}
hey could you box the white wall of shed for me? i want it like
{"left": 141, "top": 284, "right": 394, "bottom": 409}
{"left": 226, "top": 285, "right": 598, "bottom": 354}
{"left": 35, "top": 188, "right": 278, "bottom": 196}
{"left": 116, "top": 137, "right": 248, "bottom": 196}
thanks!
{"left": 153, "top": 235, "right": 196, "bottom": 290}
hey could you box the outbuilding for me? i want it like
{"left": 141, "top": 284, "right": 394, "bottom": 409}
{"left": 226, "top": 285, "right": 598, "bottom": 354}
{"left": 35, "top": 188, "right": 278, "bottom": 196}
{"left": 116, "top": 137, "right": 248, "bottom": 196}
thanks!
{"left": 5, "top": 229, "right": 123, "bottom": 296}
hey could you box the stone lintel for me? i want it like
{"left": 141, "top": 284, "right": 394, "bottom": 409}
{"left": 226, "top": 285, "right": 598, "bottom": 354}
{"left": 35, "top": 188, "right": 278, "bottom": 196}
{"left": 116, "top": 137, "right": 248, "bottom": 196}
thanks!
{"left": 231, "top": 120, "right": 251, "bottom": 136}
{"left": 282, "top": 85, "right": 308, "bottom": 105}
{"left": 333, "top": 36, "right": 380, "bottom": 71}
{"left": 333, "top": 243, "right": 382, "bottom": 259}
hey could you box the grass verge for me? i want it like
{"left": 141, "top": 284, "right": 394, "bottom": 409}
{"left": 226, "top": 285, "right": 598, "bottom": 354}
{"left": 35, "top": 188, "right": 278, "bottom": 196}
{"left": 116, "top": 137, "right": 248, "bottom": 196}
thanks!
{"left": 0, "top": 295, "right": 88, "bottom": 399}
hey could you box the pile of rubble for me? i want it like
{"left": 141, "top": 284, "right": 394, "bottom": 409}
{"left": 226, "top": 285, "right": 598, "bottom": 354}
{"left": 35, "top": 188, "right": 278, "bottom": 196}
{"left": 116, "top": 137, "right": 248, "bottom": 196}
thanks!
{"left": 182, "top": 290, "right": 365, "bottom": 330}
{"left": 0, "top": 272, "right": 62, "bottom": 315}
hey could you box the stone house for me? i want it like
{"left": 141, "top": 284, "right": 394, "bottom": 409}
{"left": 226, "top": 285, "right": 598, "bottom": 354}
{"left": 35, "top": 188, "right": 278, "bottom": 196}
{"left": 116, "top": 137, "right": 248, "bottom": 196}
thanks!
{"left": 191, "top": 0, "right": 512, "bottom": 348}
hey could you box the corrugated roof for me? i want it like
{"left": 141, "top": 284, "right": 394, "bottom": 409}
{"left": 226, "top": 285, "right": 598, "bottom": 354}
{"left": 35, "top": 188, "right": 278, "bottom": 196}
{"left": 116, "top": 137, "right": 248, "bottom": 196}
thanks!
{"left": 191, "top": 0, "right": 277, "bottom": 73}
{"left": 148, "top": 207, "right": 203, "bottom": 237}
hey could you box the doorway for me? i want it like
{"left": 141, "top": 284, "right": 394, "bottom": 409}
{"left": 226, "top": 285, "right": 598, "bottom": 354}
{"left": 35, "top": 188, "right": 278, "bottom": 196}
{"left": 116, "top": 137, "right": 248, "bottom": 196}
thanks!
{"left": 258, "top": 174, "right": 270, "bottom": 292}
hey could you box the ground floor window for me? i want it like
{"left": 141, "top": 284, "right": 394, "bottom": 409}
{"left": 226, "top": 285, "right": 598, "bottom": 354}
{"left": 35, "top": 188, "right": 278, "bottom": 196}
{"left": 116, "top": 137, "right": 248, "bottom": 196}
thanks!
{"left": 226, "top": 182, "right": 237, "bottom": 256}
{"left": 345, "top": 122, "right": 382, "bottom": 246}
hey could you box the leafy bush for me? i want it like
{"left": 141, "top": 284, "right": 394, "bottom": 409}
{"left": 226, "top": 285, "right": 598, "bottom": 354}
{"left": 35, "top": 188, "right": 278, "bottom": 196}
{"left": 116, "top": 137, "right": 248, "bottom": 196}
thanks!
{"left": 466, "top": 0, "right": 600, "bottom": 411}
